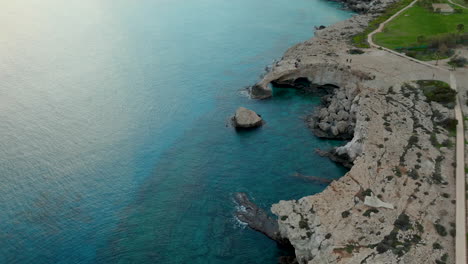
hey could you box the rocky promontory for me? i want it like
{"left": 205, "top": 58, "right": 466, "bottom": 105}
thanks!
{"left": 241, "top": 1, "right": 457, "bottom": 263}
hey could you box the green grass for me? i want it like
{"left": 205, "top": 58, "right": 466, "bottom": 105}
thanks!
{"left": 374, "top": 3, "right": 468, "bottom": 49}
{"left": 351, "top": 0, "right": 414, "bottom": 48}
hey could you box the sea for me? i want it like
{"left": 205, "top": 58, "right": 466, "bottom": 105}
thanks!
{"left": 0, "top": 0, "right": 352, "bottom": 263}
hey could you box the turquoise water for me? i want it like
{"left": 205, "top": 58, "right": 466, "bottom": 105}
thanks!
{"left": 0, "top": 0, "right": 352, "bottom": 263}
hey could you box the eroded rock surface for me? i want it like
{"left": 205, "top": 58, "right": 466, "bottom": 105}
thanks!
{"left": 272, "top": 84, "right": 456, "bottom": 263}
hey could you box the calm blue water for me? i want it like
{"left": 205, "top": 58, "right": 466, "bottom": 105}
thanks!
{"left": 0, "top": 0, "right": 352, "bottom": 263}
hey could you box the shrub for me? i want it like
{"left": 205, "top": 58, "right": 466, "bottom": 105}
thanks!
{"left": 434, "top": 223, "right": 448, "bottom": 236}
{"left": 448, "top": 56, "right": 467, "bottom": 68}
{"left": 345, "top": 244, "right": 355, "bottom": 254}
{"left": 416, "top": 222, "right": 424, "bottom": 233}
{"left": 417, "top": 80, "right": 456, "bottom": 108}
{"left": 342, "top": 210, "right": 351, "bottom": 218}
{"left": 408, "top": 170, "right": 419, "bottom": 180}
{"left": 433, "top": 242, "right": 443, "bottom": 249}
{"left": 395, "top": 213, "right": 411, "bottom": 231}
{"left": 362, "top": 188, "right": 373, "bottom": 197}
{"left": 363, "top": 208, "right": 379, "bottom": 217}
{"left": 440, "top": 118, "right": 458, "bottom": 133}
{"left": 348, "top": 48, "right": 365, "bottom": 54}
{"left": 299, "top": 219, "right": 309, "bottom": 229}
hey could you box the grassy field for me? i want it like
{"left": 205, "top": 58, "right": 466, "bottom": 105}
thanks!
{"left": 351, "top": 0, "right": 414, "bottom": 48}
{"left": 373, "top": 3, "right": 468, "bottom": 49}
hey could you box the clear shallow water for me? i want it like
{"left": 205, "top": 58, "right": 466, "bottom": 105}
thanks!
{"left": 0, "top": 0, "right": 352, "bottom": 263}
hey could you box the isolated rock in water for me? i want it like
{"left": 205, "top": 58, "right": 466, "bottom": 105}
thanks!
{"left": 233, "top": 107, "right": 263, "bottom": 128}
{"left": 364, "top": 194, "right": 394, "bottom": 209}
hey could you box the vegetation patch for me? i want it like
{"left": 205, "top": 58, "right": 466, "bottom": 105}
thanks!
{"left": 408, "top": 169, "right": 419, "bottom": 180}
{"left": 434, "top": 223, "right": 448, "bottom": 236}
{"left": 415, "top": 222, "right": 424, "bottom": 233}
{"left": 370, "top": 213, "right": 421, "bottom": 257}
{"left": 299, "top": 219, "right": 310, "bottom": 230}
{"left": 348, "top": 48, "right": 365, "bottom": 54}
{"left": 432, "top": 242, "right": 443, "bottom": 249}
{"left": 436, "top": 253, "right": 449, "bottom": 264}
{"left": 344, "top": 244, "right": 356, "bottom": 254}
{"left": 342, "top": 210, "right": 351, "bottom": 218}
{"left": 448, "top": 55, "right": 467, "bottom": 68}
{"left": 394, "top": 213, "right": 412, "bottom": 230}
{"left": 417, "top": 80, "right": 456, "bottom": 108}
{"left": 363, "top": 208, "right": 379, "bottom": 217}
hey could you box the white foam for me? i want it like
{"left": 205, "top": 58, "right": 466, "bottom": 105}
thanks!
{"left": 233, "top": 216, "right": 247, "bottom": 229}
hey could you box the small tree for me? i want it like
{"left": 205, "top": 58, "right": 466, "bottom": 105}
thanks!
{"left": 438, "top": 43, "right": 449, "bottom": 56}
{"left": 456, "top": 24, "right": 465, "bottom": 33}
{"left": 435, "top": 52, "right": 441, "bottom": 65}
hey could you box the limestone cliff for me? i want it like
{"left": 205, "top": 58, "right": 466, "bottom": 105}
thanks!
{"left": 272, "top": 83, "right": 456, "bottom": 263}
{"left": 249, "top": 5, "right": 457, "bottom": 264}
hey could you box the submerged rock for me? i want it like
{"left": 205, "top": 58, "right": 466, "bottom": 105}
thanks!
{"left": 232, "top": 107, "right": 263, "bottom": 128}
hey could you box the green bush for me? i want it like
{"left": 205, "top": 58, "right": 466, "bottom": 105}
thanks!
{"left": 417, "top": 80, "right": 456, "bottom": 107}
{"left": 363, "top": 208, "right": 379, "bottom": 217}
{"left": 395, "top": 213, "right": 411, "bottom": 231}
{"left": 348, "top": 48, "right": 365, "bottom": 54}
{"left": 432, "top": 242, "right": 443, "bottom": 249}
{"left": 341, "top": 210, "right": 351, "bottom": 218}
{"left": 434, "top": 223, "right": 448, "bottom": 236}
{"left": 448, "top": 56, "right": 467, "bottom": 68}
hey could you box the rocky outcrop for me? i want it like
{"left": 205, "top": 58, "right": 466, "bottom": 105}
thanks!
{"left": 308, "top": 86, "right": 359, "bottom": 139}
{"left": 232, "top": 107, "right": 263, "bottom": 128}
{"left": 316, "top": 148, "right": 355, "bottom": 168}
{"left": 234, "top": 192, "right": 292, "bottom": 248}
{"left": 333, "top": 0, "right": 397, "bottom": 13}
{"left": 291, "top": 172, "right": 333, "bottom": 185}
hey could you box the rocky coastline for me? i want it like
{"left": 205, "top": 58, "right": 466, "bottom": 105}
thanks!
{"left": 238, "top": 0, "right": 457, "bottom": 263}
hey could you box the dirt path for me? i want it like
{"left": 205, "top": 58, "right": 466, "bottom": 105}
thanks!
{"left": 448, "top": 0, "right": 468, "bottom": 9}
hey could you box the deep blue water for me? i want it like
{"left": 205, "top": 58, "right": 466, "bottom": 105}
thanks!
{"left": 0, "top": 0, "right": 352, "bottom": 263}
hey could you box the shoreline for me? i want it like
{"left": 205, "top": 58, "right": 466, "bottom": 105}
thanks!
{"left": 242, "top": 0, "right": 458, "bottom": 262}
